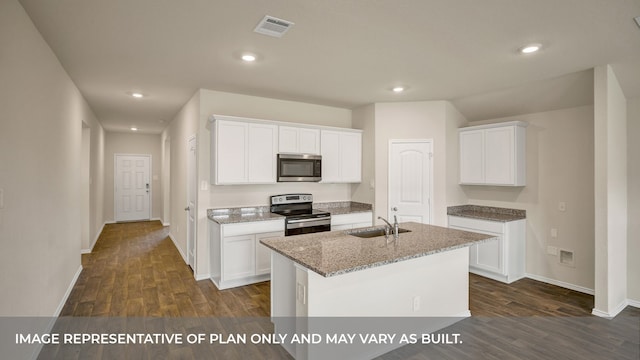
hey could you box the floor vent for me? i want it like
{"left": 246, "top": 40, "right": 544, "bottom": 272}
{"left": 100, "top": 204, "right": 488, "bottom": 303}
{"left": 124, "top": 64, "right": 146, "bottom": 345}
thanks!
{"left": 254, "top": 15, "right": 294, "bottom": 38}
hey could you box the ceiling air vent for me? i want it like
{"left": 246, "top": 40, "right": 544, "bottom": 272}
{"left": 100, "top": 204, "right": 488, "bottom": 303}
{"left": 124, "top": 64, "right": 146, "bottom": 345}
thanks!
{"left": 254, "top": 15, "right": 294, "bottom": 38}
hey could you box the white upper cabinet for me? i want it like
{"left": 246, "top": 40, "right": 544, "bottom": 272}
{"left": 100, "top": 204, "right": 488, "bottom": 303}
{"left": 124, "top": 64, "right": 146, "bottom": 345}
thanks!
{"left": 459, "top": 121, "right": 527, "bottom": 186}
{"left": 211, "top": 117, "right": 277, "bottom": 185}
{"left": 278, "top": 126, "right": 320, "bottom": 154}
{"left": 321, "top": 129, "right": 362, "bottom": 183}
{"left": 210, "top": 115, "right": 362, "bottom": 185}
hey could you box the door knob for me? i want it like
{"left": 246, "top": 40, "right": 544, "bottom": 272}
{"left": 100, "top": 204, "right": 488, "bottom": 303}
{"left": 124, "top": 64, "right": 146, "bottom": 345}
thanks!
{"left": 392, "top": 207, "right": 398, "bottom": 211}
{"left": 184, "top": 206, "right": 190, "bottom": 211}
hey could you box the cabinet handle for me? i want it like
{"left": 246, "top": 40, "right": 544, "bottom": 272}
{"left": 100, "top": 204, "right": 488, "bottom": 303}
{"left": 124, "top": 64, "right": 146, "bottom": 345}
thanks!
{"left": 392, "top": 207, "right": 398, "bottom": 211}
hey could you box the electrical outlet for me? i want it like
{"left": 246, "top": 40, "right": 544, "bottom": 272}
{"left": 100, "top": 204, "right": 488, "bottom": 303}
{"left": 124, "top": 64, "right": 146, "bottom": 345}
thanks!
{"left": 412, "top": 296, "right": 420, "bottom": 312}
{"left": 547, "top": 246, "right": 558, "bottom": 256}
{"left": 558, "top": 202, "right": 566, "bottom": 212}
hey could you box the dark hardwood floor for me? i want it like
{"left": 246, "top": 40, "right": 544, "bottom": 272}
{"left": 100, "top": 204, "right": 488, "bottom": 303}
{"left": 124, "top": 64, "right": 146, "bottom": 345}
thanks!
{"left": 52, "top": 221, "right": 638, "bottom": 360}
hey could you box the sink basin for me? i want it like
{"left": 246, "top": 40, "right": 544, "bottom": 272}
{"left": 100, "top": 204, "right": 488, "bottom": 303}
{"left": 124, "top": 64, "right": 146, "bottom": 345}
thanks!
{"left": 347, "top": 227, "right": 411, "bottom": 238}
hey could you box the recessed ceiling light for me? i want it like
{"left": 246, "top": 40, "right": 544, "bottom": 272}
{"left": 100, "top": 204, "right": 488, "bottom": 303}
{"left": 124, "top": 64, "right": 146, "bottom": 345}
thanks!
{"left": 519, "top": 43, "right": 542, "bottom": 54}
{"left": 241, "top": 54, "right": 256, "bottom": 62}
{"left": 392, "top": 86, "right": 405, "bottom": 93}
{"left": 131, "top": 92, "right": 144, "bottom": 98}
{"left": 130, "top": 127, "right": 138, "bottom": 131}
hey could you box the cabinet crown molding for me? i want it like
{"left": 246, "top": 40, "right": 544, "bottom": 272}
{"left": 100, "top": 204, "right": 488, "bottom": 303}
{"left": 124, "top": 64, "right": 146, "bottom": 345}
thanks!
{"left": 459, "top": 120, "right": 528, "bottom": 132}
{"left": 209, "top": 114, "right": 362, "bottom": 133}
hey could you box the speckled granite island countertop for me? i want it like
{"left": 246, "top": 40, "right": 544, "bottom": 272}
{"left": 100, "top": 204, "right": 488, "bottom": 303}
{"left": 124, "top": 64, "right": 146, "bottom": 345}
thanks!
{"left": 447, "top": 205, "right": 526, "bottom": 222}
{"left": 260, "top": 222, "right": 494, "bottom": 277}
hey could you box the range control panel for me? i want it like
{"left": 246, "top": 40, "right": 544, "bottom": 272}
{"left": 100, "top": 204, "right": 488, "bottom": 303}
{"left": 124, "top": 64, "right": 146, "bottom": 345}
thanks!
{"left": 271, "top": 193, "right": 313, "bottom": 205}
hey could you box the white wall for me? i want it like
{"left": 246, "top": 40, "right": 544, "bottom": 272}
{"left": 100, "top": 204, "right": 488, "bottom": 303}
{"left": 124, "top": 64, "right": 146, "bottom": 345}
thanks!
{"left": 0, "top": 0, "right": 105, "bottom": 320}
{"left": 103, "top": 131, "right": 162, "bottom": 222}
{"left": 593, "top": 65, "right": 628, "bottom": 316}
{"left": 373, "top": 101, "right": 462, "bottom": 227}
{"left": 462, "top": 106, "right": 595, "bottom": 291}
{"left": 628, "top": 97, "right": 640, "bottom": 303}
{"left": 162, "top": 91, "right": 200, "bottom": 265}
{"left": 351, "top": 104, "right": 376, "bottom": 205}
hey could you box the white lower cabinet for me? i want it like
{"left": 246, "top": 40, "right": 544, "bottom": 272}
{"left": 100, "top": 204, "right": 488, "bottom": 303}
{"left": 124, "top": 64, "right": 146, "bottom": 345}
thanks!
{"left": 331, "top": 212, "right": 372, "bottom": 230}
{"left": 448, "top": 215, "right": 525, "bottom": 284}
{"left": 210, "top": 219, "right": 284, "bottom": 290}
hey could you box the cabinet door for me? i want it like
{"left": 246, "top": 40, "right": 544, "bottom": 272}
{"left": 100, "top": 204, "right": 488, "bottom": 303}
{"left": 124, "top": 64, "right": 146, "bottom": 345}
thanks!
{"left": 279, "top": 126, "right": 299, "bottom": 153}
{"left": 473, "top": 234, "right": 504, "bottom": 275}
{"left": 320, "top": 130, "right": 341, "bottom": 182}
{"left": 339, "top": 132, "right": 362, "bottom": 183}
{"left": 248, "top": 123, "right": 278, "bottom": 183}
{"left": 484, "top": 127, "right": 515, "bottom": 185}
{"left": 255, "top": 231, "right": 283, "bottom": 275}
{"left": 298, "top": 128, "right": 321, "bottom": 154}
{"left": 459, "top": 130, "right": 484, "bottom": 184}
{"left": 223, "top": 234, "right": 255, "bottom": 280}
{"left": 216, "top": 121, "right": 248, "bottom": 184}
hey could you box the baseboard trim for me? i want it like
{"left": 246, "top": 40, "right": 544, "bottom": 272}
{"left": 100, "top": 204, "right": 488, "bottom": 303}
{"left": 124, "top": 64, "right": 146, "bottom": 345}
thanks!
{"left": 168, "top": 232, "right": 187, "bottom": 263}
{"left": 162, "top": 222, "right": 170, "bottom": 227}
{"left": 525, "top": 273, "right": 594, "bottom": 295}
{"left": 195, "top": 273, "right": 211, "bottom": 281}
{"left": 627, "top": 299, "right": 640, "bottom": 308}
{"left": 592, "top": 299, "right": 628, "bottom": 319}
{"left": 81, "top": 222, "right": 106, "bottom": 254}
{"left": 54, "top": 264, "right": 83, "bottom": 316}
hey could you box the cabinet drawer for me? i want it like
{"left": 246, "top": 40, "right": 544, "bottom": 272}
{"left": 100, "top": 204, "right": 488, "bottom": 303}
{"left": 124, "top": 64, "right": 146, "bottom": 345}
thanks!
{"left": 222, "top": 219, "right": 284, "bottom": 237}
{"left": 448, "top": 216, "right": 504, "bottom": 234}
{"left": 331, "top": 212, "right": 372, "bottom": 226}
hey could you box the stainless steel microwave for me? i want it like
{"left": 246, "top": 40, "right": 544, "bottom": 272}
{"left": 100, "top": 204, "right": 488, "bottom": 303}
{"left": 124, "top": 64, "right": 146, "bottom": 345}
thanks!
{"left": 277, "top": 154, "right": 322, "bottom": 182}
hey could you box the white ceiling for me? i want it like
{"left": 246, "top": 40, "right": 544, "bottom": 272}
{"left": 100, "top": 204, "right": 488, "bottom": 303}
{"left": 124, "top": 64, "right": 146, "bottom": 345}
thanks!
{"left": 18, "top": 0, "right": 640, "bottom": 133}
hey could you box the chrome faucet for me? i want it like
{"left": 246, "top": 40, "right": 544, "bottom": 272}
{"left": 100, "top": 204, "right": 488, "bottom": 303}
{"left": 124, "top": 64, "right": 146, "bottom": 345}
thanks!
{"left": 378, "top": 216, "right": 400, "bottom": 241}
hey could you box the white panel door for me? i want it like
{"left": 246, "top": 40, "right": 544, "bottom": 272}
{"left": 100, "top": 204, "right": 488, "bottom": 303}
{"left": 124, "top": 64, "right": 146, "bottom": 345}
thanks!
{"left": 115, "top": 154, "right": 150, "bottom": 221}
{"left": 388, "top": 141, "right": 432, "bottom": 224}
{"left": 186, "top": 136, "right": 197, "bottom": 269}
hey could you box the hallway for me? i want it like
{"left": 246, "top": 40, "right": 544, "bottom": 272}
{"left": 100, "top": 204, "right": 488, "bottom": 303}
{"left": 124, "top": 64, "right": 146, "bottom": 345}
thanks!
{"left": 61, "top": 221, "right": 269, "bottom": 317}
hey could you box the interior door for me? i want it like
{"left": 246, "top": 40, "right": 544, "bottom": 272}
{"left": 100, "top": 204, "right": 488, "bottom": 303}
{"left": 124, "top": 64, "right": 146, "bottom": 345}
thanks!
{"left": 388, "top": 140, "right": 432, "bottom": 224}
{"left": 115, "top": 154, "right": 150, "bottom": 222}
{"left": 186, "top": 136, "right": 197, "bottom": 270}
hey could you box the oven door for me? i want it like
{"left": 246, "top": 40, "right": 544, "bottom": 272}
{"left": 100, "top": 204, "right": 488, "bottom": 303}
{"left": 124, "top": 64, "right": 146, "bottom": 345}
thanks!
{"left": 285, "top": 217, "right": 331, "bottom": 236}
{"left": 277, "top": 154, "right": 322, "bottom": 182}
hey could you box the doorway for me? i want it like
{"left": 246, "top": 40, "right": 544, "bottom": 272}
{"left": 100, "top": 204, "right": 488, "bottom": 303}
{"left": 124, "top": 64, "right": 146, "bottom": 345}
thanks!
{"left": 388, "top": 140, "right": 433, "bottom": 224}
{"left": 114, "top": 154, "right": 151, "bottom": 222}
{"left": 186, "top": 136, "right": 197, "bottom": 270}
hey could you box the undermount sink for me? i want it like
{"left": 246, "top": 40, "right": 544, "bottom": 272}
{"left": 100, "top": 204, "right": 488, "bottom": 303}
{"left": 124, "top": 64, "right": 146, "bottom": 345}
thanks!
{"left": 347, "top": 227, "right": 411, "bottom": 238}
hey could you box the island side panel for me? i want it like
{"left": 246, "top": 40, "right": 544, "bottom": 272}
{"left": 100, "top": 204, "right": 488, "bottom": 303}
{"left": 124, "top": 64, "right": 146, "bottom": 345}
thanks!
{"left": 271, "top": 252, "right": 297, "bottom": 357}
{"left": 301, "top": 247, "right": 470, "bottom": 317}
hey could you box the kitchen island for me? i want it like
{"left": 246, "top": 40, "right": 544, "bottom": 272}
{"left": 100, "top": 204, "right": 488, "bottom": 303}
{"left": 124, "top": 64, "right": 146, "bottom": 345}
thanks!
{"left": 260, "top": 222, "right": 494, "bottom": 359}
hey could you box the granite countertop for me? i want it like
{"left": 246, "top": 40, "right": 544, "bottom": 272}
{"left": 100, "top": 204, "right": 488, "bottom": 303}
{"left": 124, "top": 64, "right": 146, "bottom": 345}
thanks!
{"left": 260, "top": 222, "right": 494, "bottom": 277}
{"left": 208, "top": 201, "right": 373, "bottom": 224}
{"left": 447, "top": 205, "right": 526, "bottom": 222}
{"left": 313, "top": 201, "right": 372, "bottom": 215}
{"left": 207, "top": 206, "right": 283, "bottom": 224}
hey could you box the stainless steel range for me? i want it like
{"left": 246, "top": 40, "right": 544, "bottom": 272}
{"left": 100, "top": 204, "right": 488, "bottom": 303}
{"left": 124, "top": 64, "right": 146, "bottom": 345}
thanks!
{"left": 270, "top": 193, "right": 331, "bottom": 236}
